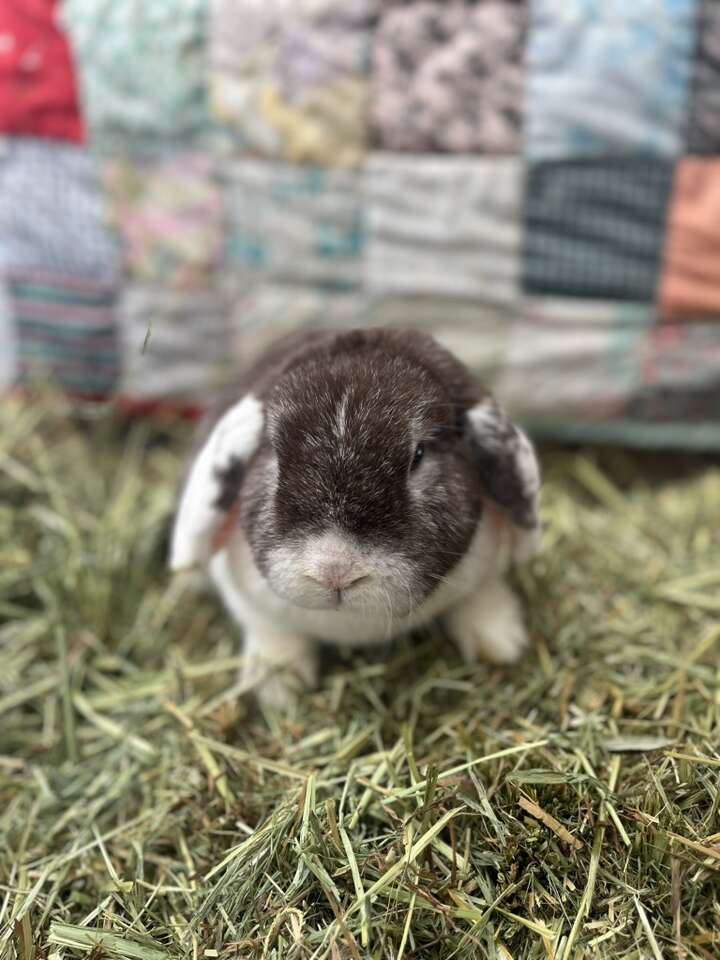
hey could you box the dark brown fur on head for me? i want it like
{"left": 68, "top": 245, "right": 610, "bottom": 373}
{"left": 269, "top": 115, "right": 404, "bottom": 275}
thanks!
{"left": 223, "top": 328, "right": 491, "bottom": 603}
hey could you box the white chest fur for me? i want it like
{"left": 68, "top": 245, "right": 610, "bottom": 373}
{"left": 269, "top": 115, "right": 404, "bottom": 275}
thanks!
{"left": 209, "top": 517, "right": 507, "bottom": 647}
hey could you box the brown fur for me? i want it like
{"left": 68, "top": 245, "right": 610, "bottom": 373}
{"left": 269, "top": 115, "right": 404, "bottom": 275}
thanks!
{"left": 192, "top": 327, "right": 533, "bottom": 605}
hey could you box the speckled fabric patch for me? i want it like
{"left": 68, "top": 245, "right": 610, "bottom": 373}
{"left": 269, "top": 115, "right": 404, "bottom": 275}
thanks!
{"left": 371, "top": 0, "right": 526, "bottom": 154}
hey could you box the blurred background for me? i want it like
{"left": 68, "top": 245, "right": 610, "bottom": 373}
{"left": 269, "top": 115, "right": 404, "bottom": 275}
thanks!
{"left": 1, "top": 0, "right": 719, "bottom": 448}
{"left": 4, "top": 4, "right": 720, "bottom": 957}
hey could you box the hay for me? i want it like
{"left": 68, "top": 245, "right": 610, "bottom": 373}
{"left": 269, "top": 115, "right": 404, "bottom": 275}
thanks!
{"left": 1, "top": 395, "right": 719, "bottom": 960}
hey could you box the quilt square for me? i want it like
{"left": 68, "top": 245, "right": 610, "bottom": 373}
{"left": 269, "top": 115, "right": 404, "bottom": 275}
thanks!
{"left": 371, "top": 0, "right": 527, "bottom": 154}
{"left": 118, "top": 283, "right": 233, "bottom": 402}
{"left": 659, "top": 159, "right": 720, "bottom": 318}
{"left": 9, "top": 273, "right": 119, "bottom": 396}
{"left": 61, "top": 0, "right": 209, "bottom": 148}
{"left": 102, "top": 151, "right": 223, "bottom": 290}
{"left": 642, "top": 320, "right": 720, "bottom": 391}
{"left": 685, "top": 0, "right": 720, "bottom": 154}
{"left": 0, "top": 138, "right": 119, "bottom": 283}
{"left": 523, "top": 159, "right": 674, "bottom": 301}
{"left": 495, "top": 297, "right": 655, "bottom": 420}
{"left": 0, "top": 0, "right": 84, "bottom": 142}
{"left": 224, "top": 162, "right": 364, "bottom": 291}
{"left": 366, "top": 155, "right": 523, "bottom": 304}
{"left": 627, "top": 320, "right": 720, "bottom": 426}
{"left": 526, "top": 0, "right": 697, "bottom": 159}
{"left": 210, "top": 0, "right": 373, "bottom": 166}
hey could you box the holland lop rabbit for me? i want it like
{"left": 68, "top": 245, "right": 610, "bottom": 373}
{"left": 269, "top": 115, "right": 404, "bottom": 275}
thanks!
{"left": 170, "top": 328, "right": 541, "bottom": 707}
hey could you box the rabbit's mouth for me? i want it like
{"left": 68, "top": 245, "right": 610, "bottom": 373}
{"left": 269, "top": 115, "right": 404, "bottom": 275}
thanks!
{"left": 261, "top": 529, "right": 421, "bottom": 619}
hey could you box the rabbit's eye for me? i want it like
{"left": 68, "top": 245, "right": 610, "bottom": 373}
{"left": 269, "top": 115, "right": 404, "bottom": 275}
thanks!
{"left": 410, "top": 442, "right": 425, "bottom": 472}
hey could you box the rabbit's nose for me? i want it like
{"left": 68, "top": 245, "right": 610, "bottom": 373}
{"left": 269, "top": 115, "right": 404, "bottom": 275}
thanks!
{"left": 306, "top": 561, "right": 370, "bottom": 592}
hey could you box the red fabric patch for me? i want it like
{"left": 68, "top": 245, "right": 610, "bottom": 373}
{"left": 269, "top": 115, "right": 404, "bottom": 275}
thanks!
{"left": 0, "top": 0, "right": 84, "bottom": 141}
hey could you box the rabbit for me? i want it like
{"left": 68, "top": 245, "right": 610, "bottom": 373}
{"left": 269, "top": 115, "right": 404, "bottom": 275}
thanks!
{"left": 169, "top": 327, "right": 541, "bottom": 708}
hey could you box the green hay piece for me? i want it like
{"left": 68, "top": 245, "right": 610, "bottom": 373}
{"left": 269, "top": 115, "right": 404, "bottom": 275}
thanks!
{"left": 1, "top": 396, "right": 720, "bottom": 959}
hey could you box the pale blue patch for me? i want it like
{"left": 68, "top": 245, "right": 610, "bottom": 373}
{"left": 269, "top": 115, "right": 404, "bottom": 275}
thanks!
{"left": 526, "top": 0, "right": 698, "bottom": 158}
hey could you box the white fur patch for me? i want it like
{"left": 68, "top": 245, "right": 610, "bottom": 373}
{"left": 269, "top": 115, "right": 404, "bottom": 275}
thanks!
{"left": 467, "top": 398, "right": 542, "bottom": 561}
{"left": 210, "top": 549, "right": 318, "bottom": 709}
{"left": 263, "top": 528, "right": 418, "bottom": 623}
{"left": 220, "top": 517, "right": 501, "bottom": 647}
{"left": 468, "top": 401, "right": 539, "bottom": 500}
{"left": 445, "top": 577, "right": 528, "bottom": 664}
{"left": 515, "top": 428, "right": 540, "bottom": 497}
{"left": 467, "top": 398, "right": 502, "bottom": 443}
{"left": 334, "top": 390, "right": 350, "bottom": 441}
{"left": 169, "top": 394, "right": 264, "bottom": 571}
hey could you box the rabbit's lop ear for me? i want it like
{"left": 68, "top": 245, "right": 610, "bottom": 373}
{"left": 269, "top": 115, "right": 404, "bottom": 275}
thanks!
{"left": 169, "top": 394, "right": 264, "bottom": 572}
{"left": 467, "top": 398, "right": 541, "bottom": 563}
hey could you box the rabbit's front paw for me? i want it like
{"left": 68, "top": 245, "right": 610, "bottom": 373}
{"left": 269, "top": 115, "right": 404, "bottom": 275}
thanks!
{"left": 242, "top": 627, "right": 318, "bottom": 711}
{"left": 446, "top": 578, "right": 529, "bottom": 665}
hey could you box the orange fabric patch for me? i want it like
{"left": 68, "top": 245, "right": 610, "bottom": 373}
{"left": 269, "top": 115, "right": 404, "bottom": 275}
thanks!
{"left": 659, "top": 159, "right": 720, "bottom": 320}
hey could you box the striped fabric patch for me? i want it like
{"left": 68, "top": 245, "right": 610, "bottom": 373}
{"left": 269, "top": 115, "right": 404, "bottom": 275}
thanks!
{"left": 117, "top": 282, "right": 234, "bottom": 402}
{"left": 9, "top": 272, "right": 119, "bottom": 395}
{"left": 495, "top": 298, "right": 655, "bottom": 421}
{"left": 366, "top": 155, "right": 523, "bottom": 305}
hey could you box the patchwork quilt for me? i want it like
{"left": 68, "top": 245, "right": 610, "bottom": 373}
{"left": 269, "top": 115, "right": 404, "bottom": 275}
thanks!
{"left": 1, "top": 0, "right": 719, "bottom": 447}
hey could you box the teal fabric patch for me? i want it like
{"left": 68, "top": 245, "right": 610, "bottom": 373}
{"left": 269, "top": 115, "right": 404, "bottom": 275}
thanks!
{"left": 62, "top": 0, "right": 210, "bottom": 147}
{"left": 225, "top": 162, "right": 365, "bottom": 292}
